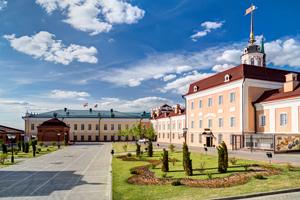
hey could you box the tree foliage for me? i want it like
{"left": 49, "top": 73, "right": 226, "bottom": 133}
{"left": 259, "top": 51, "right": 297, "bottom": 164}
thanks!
{"left": 161, "top": 148, "right": 169, "bottom": 172}
{"left": 147, "top": 141, "right": 153, "bottom": 157}
{"left": 182, "top": 142, "right": 193, "bottom": 176}
{"left": 217, "top": 141, "right": 228, "bottom": 173}
{"left": 135, "top": 142, "right": 141, "bottom": 157}
{"left": 146, "top": 125, "right": 156, "bottom": 139}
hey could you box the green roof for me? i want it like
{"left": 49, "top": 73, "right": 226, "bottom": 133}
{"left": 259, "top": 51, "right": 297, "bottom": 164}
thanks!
{"left": 24, "top": 109, "right": 151, "bottom": 119}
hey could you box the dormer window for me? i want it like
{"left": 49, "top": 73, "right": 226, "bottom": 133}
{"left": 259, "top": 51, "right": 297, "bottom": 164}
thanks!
{"left": 251, "top": 58, "right": 254, "bottom": 65}
{"left": 224, "top": 74, "right": 231, "bottom": 82}
{"left": 244, "top": 48, "right": 248, "bottom": 54}
{"left": 193, "top": 86, "right": 199, "bottom": 92}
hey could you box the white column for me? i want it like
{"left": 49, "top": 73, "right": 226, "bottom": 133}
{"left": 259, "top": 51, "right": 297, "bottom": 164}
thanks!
{"left": 292, "top": 105, "right": 298, "bottom": 133}
{"left": 270, "top": 108, "right": 275, "bottom": 133}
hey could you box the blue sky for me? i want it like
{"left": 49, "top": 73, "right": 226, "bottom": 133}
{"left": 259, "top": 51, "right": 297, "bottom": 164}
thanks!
{"left": 1, "top": 0, "right": 300, "bottom": 130}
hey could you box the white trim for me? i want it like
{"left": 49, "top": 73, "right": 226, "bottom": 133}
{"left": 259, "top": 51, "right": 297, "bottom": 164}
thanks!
{"left": 191, "top": 101, "right": 194, "bottom": 110}
{"left": 199, "top": 119, "right": 203, "bottom": 129}
{"left": 199, "top": 99, "right": 203, "bottom": 109}
{"left": 208, "top": 118, "right": 212, "bottom": 128}
{"left": 218, "top": 109, "right": 223, "bottom": 114}
{"left": 191, "top": 120, "right": 194, "bottom": 129}
{"left": 230, "top": 115, "right": 236, "bottom": 128}
{"left": 191, "top": 113, "right": 194, "bottom": 117}
{"left": 204, "top": 113, "right": 216, "bottom": 118}
{"left": 218, "top": 94, "right": 223, "bottom": 105}
{"left": 230, "top": 107, "right": 236, "bottom": 112}
{"left": 230, "top": 91, "right": 236, "bottom": 103}
{"left": 259, "top": 114, "right": 266, "bottom": 127}
{"left": 279, "top": 112, "right": 288, "bottom": 127}
{"left": 199, "top": 112, "right": 203, "bottom": 116}
{"left": 218, "top": 117, "right": 223, "bottom": 128}
{"left": 208, "top": 97, "right": 212, "bottom": 107}
{"left": 292, "top": 104, "right": 299, "bottom": 133}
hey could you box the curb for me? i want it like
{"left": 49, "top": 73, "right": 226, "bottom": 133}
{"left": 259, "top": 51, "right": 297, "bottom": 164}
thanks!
{"left": 209, "top": 187, "right": 300, "bottom": 199}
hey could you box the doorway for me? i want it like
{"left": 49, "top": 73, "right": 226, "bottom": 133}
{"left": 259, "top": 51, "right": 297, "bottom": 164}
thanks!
{"left": 206, "top": 136, "right": 213, "bottom": 147}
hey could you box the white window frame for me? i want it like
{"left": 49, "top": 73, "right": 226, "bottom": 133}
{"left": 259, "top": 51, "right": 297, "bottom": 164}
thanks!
{"left": 159, "top": 124, "right": 161, "bottom": 130}
{"left": 74, "top": 124, "right": 77, "bottom": 130}
{"left": 208, "top": 97, "right": 212, "bottom": 107}
{"left": 230, "top": 92, "right": 235, "bottom": 103}
{"left": 163, "top": 124, "right": 165, "bottom": 130}
{"left": 30, "top": 124, "right": 35, "bottom": 130}
{"left": 259, "top": 114, "right": 266, "bottom": 127}
{"left": 173, "top": 123, "right": 175, "bottom": 130}
{"left": 218, "top": 134, "right": 223, "bottom": 143}
{"left": 218, "top": 94, "right": 223, "bottom": 105}
{"left": 218, "top": 117, "right": 223, "bottom": 128}
{"left": 81, "top": 124, "right": 85, "bottom": 130}
{"left": 191, "top": 134, "right": 194, "bottom": 142}
{"left": 199, "top": 99, "right": 203, "bottom": 109}
{"left": 199, "top": 134, "right": 202, "bottom": 142}
{"left": 279, "top": 112, "right": 288, "bottom": 127}
{"left": 199, "top": 119, "right": 203, "bottom": 128}
{"left": 191, "top": 120, "right": 194, "bottom": 129}
{"left": 208, "top": 118, "right": 212, "bottom": 128}
{"left": 178, "top": 122, "right": 181, "bottom": 130}
{"left": 191, "top": 101, "right": 194, "bottom": 110}
{"left": 230, "top": 116, "right": 236, "bottom": 128}
{"left": 168, "top": 123, "right": 170, "bottom": 130}
{"left": 88, "top": 124, "right": 92, "bottom": 130}
{"left": 95, "top": 124, "right": 99, "bottom": 130}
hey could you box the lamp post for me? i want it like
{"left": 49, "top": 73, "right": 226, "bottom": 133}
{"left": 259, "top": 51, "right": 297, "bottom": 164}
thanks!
{"left": 73, "top": 132, "right": 75, "bottom": 144}
{"left": 57, "top": 133, "right": 60, "bottom": 149}
{"left": 31, "top": 134, "right": 36, "bottom": 157}
{"left": 65, "top": 132, "right": 68, "bottom": 146}
{"left": 182, "top": 128, "right": 188, "bottom": 143}
{"left": 21, "top": 133, "right": 25, "bottom": 142}
{"left": 140, "top": 112, "right": 143, "bottom": 139}
{"left": 7, "top": 134, "right": 16, "bottom": 163}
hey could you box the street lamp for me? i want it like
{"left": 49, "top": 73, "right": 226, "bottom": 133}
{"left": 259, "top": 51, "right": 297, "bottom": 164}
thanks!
{"left": 7, "top": 134, "right": 16, "bottom": 163}
{"left": 57, "top": 133, "right": 60, "bottom": 149}
{"left": 64, "top": 132, "right": 68, "bottom": 146}
{"left": 182, "top": 128, "right": 188, "bottom": 143}
{"left": 73, "top": 132, "right": 75, "bottom": 144}
{"left": 31, "top": 134, "right": 37, "bottom": 157}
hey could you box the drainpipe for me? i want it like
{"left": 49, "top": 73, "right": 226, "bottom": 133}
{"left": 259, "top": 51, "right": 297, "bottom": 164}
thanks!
{"left": 182, "top": 95, "right": 187, "bottom": 143}
{"left": 169, "top": 116, "right": 171, "bottom": 144}
{"left": 155, "top": 118, "right": 158, "bottom": 142}
{"left": 98, "top": 113, "right": 101, "bottom": 142}
{"left": 242, "top": 78, "right": 245, "bottom": 149}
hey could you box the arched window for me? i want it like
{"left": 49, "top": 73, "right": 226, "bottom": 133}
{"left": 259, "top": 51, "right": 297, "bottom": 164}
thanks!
{"left": 257, "top": 58, "right": 261, "bottom": 66}
{"left": 251, "top": 59, "right": 254, "bottom": 65}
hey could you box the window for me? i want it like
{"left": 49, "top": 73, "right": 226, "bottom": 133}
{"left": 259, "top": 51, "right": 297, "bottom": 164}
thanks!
{"left": 178, "top": 123, "right": 181, "bottom": 130}
{"left": 81, "top": 124, "right": 84, "bottom": 130}
{"left": 67, "top": 124, "right": 70, "bottom": 128}
{"left": 168, "top": 124, "right": 170, "bottom": 130}
{"left": 230, "top": 116, "right": 236, "bottom": 127}
{"left": 230, "top": 135, "right": 234, "bottom": 144}
{"left": 218, "top": 95, "right": 223, "bottom": 105}
{"left": 208, "top": 97, "right": 212, "bottom": 107}
{"left": 30, "top": 124, "right": 35, "bottom": 130}
{"left": 88, "top": 135, "right": 91, "bottom": 141}
{"left": 118, "top": 124, "right": 121, "bottom": 130}
{"left": 191, "top": 120, "right": 194, "bottom": 129}
{"left": 251, "top": 59, "right": 254, "bottom": 65}
{"left": 191, "top": 134, "right": 194, "bottom": 142}
{"left": 218, "top": 117, "right": 223, "bottom": 128}
{"left": 159, "top": 124, "right": 161, "bottom": 130}
{"left": 167, "top": 133, "right": 169, "bottom": 138}
{"left": 74, "top": 135, "right": 77, "bottom": 141}
{"left": 259, "top": 114, "right": 266, "bottom": 127}
{"left": 155, "top": 125, "right": 157, "bottom": 130}
{"left": 230, "top": 92, "right": 235, "bottom": 103}
{"left": 280, "top": 113, "right": 287, "bottom": 126}
{"left": 173, "top": 133, "right": 175, "bottom": 139}
{"left": 199, "top": 99, "right": 203, "bottom": 108}
{"left": 95, "top": 124, "right": 99, "bottom": 130}
{"left": 125, "top": 124, "right": 129, "bottom": 129}
{"left": 194, "top": 85, "right": 198, "bottom": 92}
{"left": 81, "top": 135, "right": 84, "bottom": 141}
{"left": 178, "top": 133, "right": 180, "bottom": 139}
{"left": 163, "top": 124, "right": 165, "bottom": 130}
{"left": 191, "top": 101, "right": 194, "bottom": 110}
{"left": 199, "top": 119, "right": 203, "bottom": 128}
{"left": 132, "top": 124, "right": 136, "bottom": 128}
{"left": 104, "top": 124, "right": 107, "bottom": 130}
{"left": 163, "top": 133, "right": 165, "bottom": 138}
{"left": 199, "top": 134, "right": 202, "bottom": 142}
{"left": 88, "top": 124, "right": 92, "bottom": 130}
{"left": 224, "top": 74, "right": 231, "bottom": 82}
{"left": 218, "top": 134, "right": 223, "bottom": 143}
{"left": 159, "top": 133, "right": 161, "bottom": 138}
{"left": 173, "top": 123, "right": 175, "bottom": 130}
{"left": 208, "top": 119, "right": 212, "bottom": 128}
{"left": 257, "top": 58, "right": 261, "bottom": 66}
{"left": 74, "top": 124, "right": 77, "bottom": 130}
{"left": 111, "top": 124, "right": 114, "bottom": 130}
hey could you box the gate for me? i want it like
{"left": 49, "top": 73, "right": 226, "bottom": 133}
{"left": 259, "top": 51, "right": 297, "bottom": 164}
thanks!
{"left": 232, "top": 135, "right": 242, "bottom": 150}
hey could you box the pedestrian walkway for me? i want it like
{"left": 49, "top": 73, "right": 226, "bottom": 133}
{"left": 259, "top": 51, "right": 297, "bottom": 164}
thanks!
{"left": 0, "top": 142, "right": 112, "bottom": 200}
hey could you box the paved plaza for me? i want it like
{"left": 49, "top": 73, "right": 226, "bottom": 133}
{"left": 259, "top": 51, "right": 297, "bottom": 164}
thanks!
{"left": 0, "top": 142, "right": 112, "bottom": 200}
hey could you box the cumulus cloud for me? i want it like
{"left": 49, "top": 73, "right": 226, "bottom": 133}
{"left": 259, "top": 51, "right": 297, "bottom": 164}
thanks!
{"left": 49, "top": 90, "right": 90, "bottom": 100}
{"left": 102, "top": 97, "right": 120, "bottom": 101}
{"left": 159, "top": 71, "right": 214, "bottom": 94}
{"left": 2, "top": 100, "right": 30, "bottom": 106}
{"left": 163, "top": 74, "right": 176, "bottom": 81}
{"left": 36, "top": 0, "right": 145, "bottom": 35}
{"left": 216, "top": 49, "right": 242, "bottom": 64}
{"left": 153, "top": 74, "right": 164, "bottom": 79}
{"left": 212, "top": 64, "right": 235, "bottom": 72}
{"left": 108, "top": 38, "right": 114, "bottom": 42}
{"left": 191, "top": 21, "right": 224, "bottom": 41}
{"left": 3, "top": 31, "right": 98, "bottom": 65}
{"left": 176, "top": 65, "right": 193, "bottom": 74}
{"left": 0, "top": 0, "right": 7, "bottom": 10}
{"left": 118, "top": 97, "right": 173, "bottom": 109}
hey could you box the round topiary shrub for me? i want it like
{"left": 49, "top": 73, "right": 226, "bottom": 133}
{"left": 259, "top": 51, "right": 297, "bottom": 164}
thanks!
{"left": 127, "top": 153, "right": 132, "bottom": 158}
{"left": 130, "top": 170, "right": 137, "bottom": 174}
{"left": 171, "top": 180, "right": 181, "bottom": 186}
{"left": 254, "top": 174, "right": 264, "bottom": 179}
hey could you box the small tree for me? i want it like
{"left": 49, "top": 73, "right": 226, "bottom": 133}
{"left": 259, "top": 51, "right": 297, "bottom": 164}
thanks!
{"left": 0, "top": 154, "right": 7, "bottom": 164}
{"left": 63, "top": 140, "right": 66, "bottom": 146}
{"left": 182, "top": 142, "right": 193, "bottom": 176}
{"left": 135, "top": 142, "right": 141, "bottom": 157}
{"left": 217, "top": 141, "right": 228, "bottom": 173}
{"left": 161, "top": 148, "right": 169, "bottom": 172}
{"left": 17, "top": 141, "right": 21, "bottom": 151}
{"left": 169, "top": 143, "right": 175, "bottom": 153}
{"left": 38, "top": 142, "right": 43, "bottom": 147}
{"left": 25, "top": 142, "right": 30, "bottom": 153}
{"left": 30, "top": 140, "right": 36, "bottom": 156}
{"left": 51, "top": 141, "right": 56, "bottom": 146}
{"left": 122, "top": 144, "right": 127, "bottom": 152}
{"left": 22, "top": 141, "right": 25, "bottom": 152}
{"left": 1, "top": 143, "right": 7, "bottom": 154}
{"left": 133, "top": 123, "right": 143, "bottom": 140}
{"left": 147, "top": 141, "right": 153, "bottom": 157}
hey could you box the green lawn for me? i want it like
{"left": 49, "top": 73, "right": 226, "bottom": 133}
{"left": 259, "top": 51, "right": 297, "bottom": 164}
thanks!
{"left": 113, "top": 142, "right": 157, "bottom": 153}
{"left": 113, "top": 150, "right": 300, "bottom": 200}
{"left": 0, "top": 161, "right": 22, "bottom": 168}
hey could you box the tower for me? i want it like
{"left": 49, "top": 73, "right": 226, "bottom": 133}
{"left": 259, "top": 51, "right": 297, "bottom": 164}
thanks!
{"left": 241, "top": 5, "right": 266, "bottom": 67}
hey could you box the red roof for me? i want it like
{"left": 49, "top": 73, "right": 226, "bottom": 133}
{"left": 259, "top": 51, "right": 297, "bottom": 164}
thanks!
{"left": 152, "top": 108, "right": 186, "bottom": 120}
{"left": 255, "top": 84, "right": 300, "bottom": 103}
{"left": 185, "top": 64, "right": 300, "bottom": 96}
{"left": 39, "top": 119, "right": 68, "bottom": 127}
{"left": 0, "top": 125, "right": 24, "bottom": 134}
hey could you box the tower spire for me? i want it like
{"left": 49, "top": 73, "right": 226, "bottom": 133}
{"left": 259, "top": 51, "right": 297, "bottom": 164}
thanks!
{"left": 261, "top": 34, "right": 265, "bottom": 53}
{"left": 245, "top": 4, "right": 257, "bottom": 45}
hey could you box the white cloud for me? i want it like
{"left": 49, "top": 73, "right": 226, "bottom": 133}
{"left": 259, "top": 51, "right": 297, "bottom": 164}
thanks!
{"left": 128, "top": 78, "right": 144, "bottom": 87}
{"left": 108, "top": 38, "right": 114, "bottom": 42}
{"left": 153, "top": 74, "right": 164, "bottom": 79}
{"left": 163, "top": 74, "right": 176, "bottom": 81}
{"left": 3, "top": 31, "right": 98, "bottom": 65}
{"left": 49, "top": 90, "right": 90, "bottom": 100}
{"left": 191, "top": 21, "right": 224, "bottom": 39}
{"left": 101, "top": 97, "right": 120, "bottom": 101}
{"left": 36, "top": 0, "right": 145, "bottom": 35}
{"left": 118, "top": 97, "right": 173, "bottom": 110}
{"left": 0, "top": 0, "right": 7, "bottom": 10}
{"left": 212, "top": 64, "right": 235, "bottom": 72}
{"left": 176, "top": 65, "right": 192, "bottom": 74}
{"left": 216, "top": 49, "right": 242, "bottom": 64}
{"left": 159, "top": 71, "right": 214, "bottom": 94}
{"left": 1, "top": 100, "right": 30, "bottom": 106}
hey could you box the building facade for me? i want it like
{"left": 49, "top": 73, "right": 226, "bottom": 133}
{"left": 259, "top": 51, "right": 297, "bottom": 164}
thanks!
{"left": 23, "top": 108, "right": 150, "bottom": 142}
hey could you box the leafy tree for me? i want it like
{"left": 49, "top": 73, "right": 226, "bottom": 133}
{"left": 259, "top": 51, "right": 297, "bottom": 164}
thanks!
{"left": 217, "top": 141, "right": 228, "bottom": 173}
{"left": 17, "top": 140, "right": 21, "bottom": 151}
{"left": 135, "top": 142, "right": 141, "bottom": 157}
{"left": 22, "top": 141, "right": 25, "bottom": 152}
{"left": 146, "top": 125, "right": 156, "bottom": 139}
{"left": 182, "top": 142, "right": 193, "bottom": 176}
{"left": 147, "top": 141, "right": 153, "bottom": 157}
{"left": 161, "top": 149, "right": 169, "bottom": 172}
{"left": 116, "top": 125, "right": 133, "bottom": 143}
{"left": 25, "top": 142, "right": 29, "bottom": 153}
{"left": 133, "top": 123, "right": 143, "bottom": 139}
{"left": 1, "top": 143, "right": 7, "bottom": 154}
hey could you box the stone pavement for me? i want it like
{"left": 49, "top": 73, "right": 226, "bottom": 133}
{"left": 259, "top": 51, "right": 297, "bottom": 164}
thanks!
{"left": 243, "top": 191, "right": 300, "bottom": 200}
{"left": 0, "top": 142, "right": 112, "bottom": 200}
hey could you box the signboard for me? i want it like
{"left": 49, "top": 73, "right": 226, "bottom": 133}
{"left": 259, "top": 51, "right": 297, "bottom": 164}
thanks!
{"left": 275, "top": 134, "right": 300, "bottom": 152}
{"left": 204, "top": 128, "right": 211, "bottom": 131}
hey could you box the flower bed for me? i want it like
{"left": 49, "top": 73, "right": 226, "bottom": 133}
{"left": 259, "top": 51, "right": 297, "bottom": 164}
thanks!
{"left": 117, "top": 155, "right": 283, "bottom": 188}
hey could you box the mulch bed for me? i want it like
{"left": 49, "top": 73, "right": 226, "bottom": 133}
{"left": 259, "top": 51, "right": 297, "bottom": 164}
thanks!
{"left": 117, "top": 155, "right": 283, "bottom": 188}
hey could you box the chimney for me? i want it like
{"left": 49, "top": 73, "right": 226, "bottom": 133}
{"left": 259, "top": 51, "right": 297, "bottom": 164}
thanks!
{"left": 284, "top": 73, "right": 299, "bottom": 92}
{"left": 157, "top": 107, "right": 161, "bottom": 116}
{"left": 64, "top": 108, "right": 67, "bottom": 112}
{"left": 174, "top": 104, "right": 180, "bottom": 114}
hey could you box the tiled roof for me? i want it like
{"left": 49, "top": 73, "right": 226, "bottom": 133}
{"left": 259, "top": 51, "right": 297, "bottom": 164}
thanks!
{"left": 185, "top": 64, "right": 300, "bottom": 96}
{"left": 255, "top": 84, "right": 300, "bottom": 103}
{"left": 39, "top": 119, "right": 68, "bottom": 127}
{"left": 0, "top": 125, "right": 24, "bottom": 133}
{"left": 24, "top": 109, "right": 151, "bottom": 119}
{"left": 151, "top": 108, "right": 186, "bottom": 120}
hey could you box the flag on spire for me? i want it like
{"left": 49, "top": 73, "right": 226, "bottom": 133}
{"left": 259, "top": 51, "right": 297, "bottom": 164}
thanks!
{"left": 84, "top": 103, "right": 88, "bottom": 107}
{"left": 245, "top": 5, "right": 257, "bottom": 15}
{"left": 261, "top": 35, "right": 265, "bottom": 53}
{"left": 94, "top": 104, "right": 98, "bottom": 108}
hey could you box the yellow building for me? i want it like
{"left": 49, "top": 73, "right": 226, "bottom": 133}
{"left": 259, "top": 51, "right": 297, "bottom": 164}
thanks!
{"left": 22, "top": 108, "right": 150, "bottom": 142}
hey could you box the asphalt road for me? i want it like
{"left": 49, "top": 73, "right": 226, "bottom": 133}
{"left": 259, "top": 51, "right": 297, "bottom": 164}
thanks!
{"left": 0, "top": 142, "right": 112, "bottom": 200}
